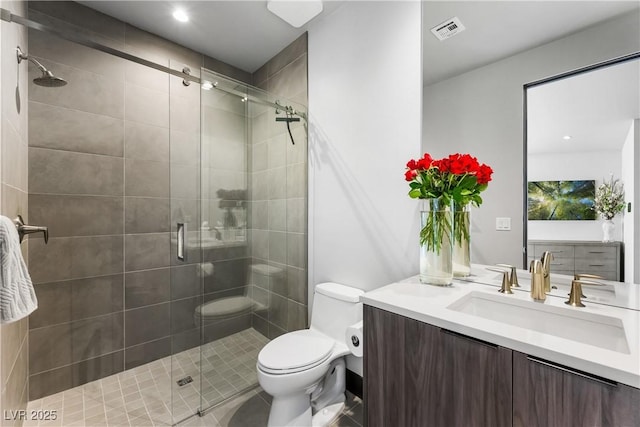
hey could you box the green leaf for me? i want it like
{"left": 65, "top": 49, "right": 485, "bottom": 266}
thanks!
{"left": 409, "top": 189, "right": 421, "bottom": 198}
{"left": 409, "top": 182, "right": 421, "bottom": 189}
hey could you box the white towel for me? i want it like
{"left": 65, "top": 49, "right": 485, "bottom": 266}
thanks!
{"left": 0, "top": 215, "right": 37, "bottom": 323}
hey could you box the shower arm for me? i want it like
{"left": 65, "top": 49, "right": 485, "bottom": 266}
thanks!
{"left": 16, "top": 47, "right": 48, "bottom": 74}
{"left": 1, "top": 8, "right": 308, "bottom": 122}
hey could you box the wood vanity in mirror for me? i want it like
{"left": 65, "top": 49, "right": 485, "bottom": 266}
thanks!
{"left": 527, "top": 240, "right": 623, "bottom": 281}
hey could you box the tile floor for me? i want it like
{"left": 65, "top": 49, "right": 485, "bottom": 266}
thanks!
{"left": 24, "top": 328, "right": 269, "bottom": 427}
{"left": 24, "top": 326, "right": 363, "bottom": 427}
{"left": 179, "top": 389, "right": 363, "bottom": 427}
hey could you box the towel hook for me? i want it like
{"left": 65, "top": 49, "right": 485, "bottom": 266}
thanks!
{"left": 13, "top": 215, "right": 48, "bottom": 244}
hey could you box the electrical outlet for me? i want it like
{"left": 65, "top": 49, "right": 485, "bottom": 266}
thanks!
{"left": 496, "top": 217, "right": 511, "bottom": 231}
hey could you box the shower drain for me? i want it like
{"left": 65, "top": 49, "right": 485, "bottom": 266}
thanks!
{"left": 176, "top": 376, "right": 193, "bottom": 387}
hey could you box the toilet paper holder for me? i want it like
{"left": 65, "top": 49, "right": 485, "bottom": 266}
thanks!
{"left": 351, "top": 335, "right": 360, "bottom": 347}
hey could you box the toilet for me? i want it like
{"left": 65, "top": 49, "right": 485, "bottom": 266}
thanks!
{"left": 257, "top": 282, "right": 364, "bottom": 427}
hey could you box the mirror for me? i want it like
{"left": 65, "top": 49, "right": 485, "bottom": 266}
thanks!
{"left": 525, "top": 55, "right": 640, "bottom": 287}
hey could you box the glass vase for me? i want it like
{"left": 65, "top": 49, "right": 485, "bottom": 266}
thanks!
{"left": 419, "top": 198, "right": 453, "bottom": 286}
{"left": 453, "top": 202, "right": 471, "bottom": 277}
{"left": 602, "top": 219, "right": 614, "bottom": 242}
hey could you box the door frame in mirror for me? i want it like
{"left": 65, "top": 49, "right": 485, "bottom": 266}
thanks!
{"left": 522, "top": 51, "right": 640, "bottom": 269}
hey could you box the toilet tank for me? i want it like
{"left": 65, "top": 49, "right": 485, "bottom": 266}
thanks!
{"left": 310, "top": 283, "right": 364, "bottom": 343}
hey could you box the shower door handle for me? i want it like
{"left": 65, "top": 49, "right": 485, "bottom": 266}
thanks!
{"left": 177, "top": 223, "right": 186, "bottom": 261}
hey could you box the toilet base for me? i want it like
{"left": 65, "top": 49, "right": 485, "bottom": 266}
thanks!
{"left": 311, "top": 401, "right": 345, "bottom": 427}
{"left": 268, "top": 393, "right": 312, "bottom": 427}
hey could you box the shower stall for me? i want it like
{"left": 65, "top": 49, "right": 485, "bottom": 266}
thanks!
{"left": 3, "top": 3, "right": 308, "bottom": 425}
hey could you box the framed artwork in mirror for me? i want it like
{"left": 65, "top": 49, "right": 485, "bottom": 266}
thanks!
{"left": 527, "top": 180, "right": 595, "bottom": 220}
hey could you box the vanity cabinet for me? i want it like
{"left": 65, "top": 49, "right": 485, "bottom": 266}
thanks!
{"left": 513, "top": 351, "right": 640, "bottom": 427}
{"left": 364, "top": 305, "right": 512, "bottom": 427}
{"left": 364, "top": 305, "right": 640, "bottom": 427}
{"left": 527, "top": 240, "right": 622, "bottom": 281}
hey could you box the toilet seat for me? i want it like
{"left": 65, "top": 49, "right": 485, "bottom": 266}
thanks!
{"left": 258, "top": 330, "right": 335, "bottom": 375}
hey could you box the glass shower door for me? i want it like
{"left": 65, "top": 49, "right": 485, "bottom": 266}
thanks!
{"left": 168, "top": 61, "right": 203, "bottom": 425}
{"left": 197, "top": 68, "right": 308, "bottom": 416}
{"left": 198, "top": 70, "right": 253, "bottom": 412}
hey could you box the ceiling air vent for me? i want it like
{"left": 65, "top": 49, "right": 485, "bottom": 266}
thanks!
{"left": 430, "top": 17, "right": 465, "bottom": 41}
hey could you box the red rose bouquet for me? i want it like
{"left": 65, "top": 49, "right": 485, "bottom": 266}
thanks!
{"left": 405, "top": 153, "right": 493, "bottom": 252}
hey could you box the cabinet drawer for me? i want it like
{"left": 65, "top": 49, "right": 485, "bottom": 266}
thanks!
{"left": 575, "top": 257, "right": 617, "bottom": 271}
{"left": 549, "top": 257, "right": 574, "bottom": 270}
{"left": 575, "top": 246, "right": 617, "bottom": 259}
{"left": 533, "top": 244, "right": 574, "bottom": 259}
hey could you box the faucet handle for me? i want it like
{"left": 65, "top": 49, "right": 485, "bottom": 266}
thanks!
{"left": 486, "top": 267, "right": 513, "bottom": 294}
{"left": 565, "top": 279, "right": 604, "bottom": 307}
{"left": 496, "top": 264, "right": 520, "bottom": 287}
{"left": 572, "top": 273, "right": 603, "bottom": 298}
{"left": 574, "top": 273, "right": 603, "bottom": 280}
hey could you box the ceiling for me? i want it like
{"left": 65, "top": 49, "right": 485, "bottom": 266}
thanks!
{"left": 528, "top": 58, "right": 640, "bottom": 155}
{"left": 77, "top": 1, "right": 640, "bottom": 80}
{"left": 79, "top": 0, "right": 345, "bottom": 73}
{"left": 422, "top": 1, "right": 640, "bottom": 86}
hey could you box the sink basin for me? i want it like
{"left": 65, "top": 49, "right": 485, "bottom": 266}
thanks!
{"left": 448, "top": 292, "right": 630, "bottom": 354}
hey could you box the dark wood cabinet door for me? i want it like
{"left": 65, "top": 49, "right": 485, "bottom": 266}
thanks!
{"left": 513, "top": 351, "right": 640, "bottom": 427}
{"left": 364, "top": 305, "right": 406, "bottom": 427}
{"left": 602, "top": 382, "right": 640, "bottom": 427}
{"left": 364, "top": 305, "right": 512, "bottom": 427}
{"left": 441, "top": 330, "right": 513, "bottom": 427}
{"left": 403, "top": 315, "right": 447, "bottom": 427}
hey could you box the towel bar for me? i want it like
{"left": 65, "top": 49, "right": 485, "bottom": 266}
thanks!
{"left": 13, "top": 215, "right": 48, "bottom": 244}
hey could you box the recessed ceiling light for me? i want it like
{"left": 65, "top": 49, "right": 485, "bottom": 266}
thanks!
{"left": 563, "top": 135, "right": 572, "bottom": 140}
{"left": 201, "top": 81, "right": 215, "bottom": 91}
{"left": 267, "top": 0, "right": 323, "bottom": 28}
{"left": 173, "top": 9, "right": 189, "bottom": 23}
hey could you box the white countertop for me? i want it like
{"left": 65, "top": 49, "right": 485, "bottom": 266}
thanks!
{"left": 361, "top": 275, "right": 640, "bottom": 388}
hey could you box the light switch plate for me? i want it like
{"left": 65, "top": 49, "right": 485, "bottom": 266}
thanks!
{"left": 496, "top": 217, "right": 511, "bottom": 231}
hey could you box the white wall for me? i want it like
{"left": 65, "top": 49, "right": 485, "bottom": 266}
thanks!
{"left": 527, "top": 150, "right": 622, "bottom": 241}
{"left": 621, "top": 121, "right": 636, "bottom": 282}
{"left": 423, "top": 10, "right": 640, "bottom": 269}
{"left": 308, "top": 1, "right": 422, "bottom": 292}
{"left": 308, "top": 1, "right": 422, "bottom": 374}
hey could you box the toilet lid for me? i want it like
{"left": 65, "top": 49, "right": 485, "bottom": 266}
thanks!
{"left": 258, "top": 330, "right": 334, "bottom": 373}
{"left": 196, "top": 296, "right": 254, "bottom": 318}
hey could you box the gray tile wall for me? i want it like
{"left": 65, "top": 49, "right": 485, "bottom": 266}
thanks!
{"left": 25, "top": 1, "right": 250, "bottom": 400}
{"left": 1, "top": 0, "right": 30, "bottom": 424}
{"left": 249, "top": 34, "right": 309, "bottom": 339}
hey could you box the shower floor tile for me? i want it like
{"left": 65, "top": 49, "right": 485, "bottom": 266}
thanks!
{"left": 25, "top": 328, "right": 269, "bottom": 427}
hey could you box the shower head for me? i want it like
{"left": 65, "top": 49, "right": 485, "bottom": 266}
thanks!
{"left": 33, "top": 70, "right": 68, "bottom": 87}
{"left": 16, "top": 47, "right": 67, "bottom": 88}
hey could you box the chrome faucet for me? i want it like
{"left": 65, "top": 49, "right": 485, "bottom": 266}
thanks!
{"left": 529, "top": 259, "right": 546, "bottom": 302}
{"left": 540, "top": 251, "right": 554, "bottom": 292}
